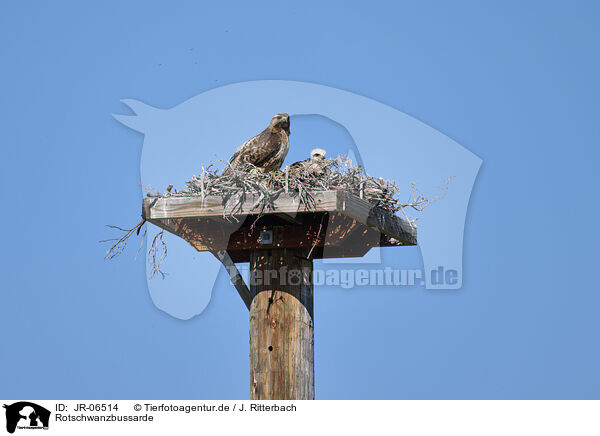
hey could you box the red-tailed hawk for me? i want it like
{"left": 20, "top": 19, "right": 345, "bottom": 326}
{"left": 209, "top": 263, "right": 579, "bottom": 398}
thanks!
{"left": 287, "top": 148, "right": 328, "bottom": 176}
{"left": 223, "top": 113, "right": 290, "bottom": 174}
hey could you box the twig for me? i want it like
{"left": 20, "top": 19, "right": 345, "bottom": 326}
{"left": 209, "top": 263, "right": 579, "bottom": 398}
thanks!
{"left": 103, "top": 219, "right": 146, "bottom": 260}
{"left": 307, "top": 214, "right": 326, "bottom": 259}
{"left": 148, "top": 230, "right": 168, "bottom": 279}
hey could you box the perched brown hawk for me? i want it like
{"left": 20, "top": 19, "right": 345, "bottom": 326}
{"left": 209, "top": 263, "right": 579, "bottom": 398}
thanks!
{"left": 223, "top": 113, "right": 290, "bottom": 174}
{"left": 287, "top": 148, "right": 328, "bottom": 176}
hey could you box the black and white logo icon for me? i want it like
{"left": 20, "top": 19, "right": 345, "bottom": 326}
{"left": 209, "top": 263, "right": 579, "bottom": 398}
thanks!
{"left": 3, "top": 402, "right": 50, "bottom": 434}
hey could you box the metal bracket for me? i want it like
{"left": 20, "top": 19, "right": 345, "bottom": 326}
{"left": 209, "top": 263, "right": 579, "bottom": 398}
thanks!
{"left": 259, "top": 229, "right": 273, "bottom": 245}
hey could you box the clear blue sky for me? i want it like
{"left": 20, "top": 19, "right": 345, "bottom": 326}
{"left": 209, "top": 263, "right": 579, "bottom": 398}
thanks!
{"left": 1, "top": 1, "right": 599, "bottom": 399}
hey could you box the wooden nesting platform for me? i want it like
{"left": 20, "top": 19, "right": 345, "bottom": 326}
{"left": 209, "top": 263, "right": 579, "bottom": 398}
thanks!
{"left": 142, "top": 189, "right": 416, "bottom": 262}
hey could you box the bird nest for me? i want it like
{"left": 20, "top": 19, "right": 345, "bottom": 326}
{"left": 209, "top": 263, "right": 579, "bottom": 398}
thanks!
{"left": 105, "top": 156, "right": 449, "bottom": 278}
{"left": 146, "top": 156, "right": 424, "bottom": 219}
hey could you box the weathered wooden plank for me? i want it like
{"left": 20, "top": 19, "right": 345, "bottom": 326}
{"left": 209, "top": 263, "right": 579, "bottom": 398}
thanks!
{"left": 142, "top": 190, "right": 417, "bottom": 255}
{"left": 340, "top": 190, "right": 372, "bottom": 223}
{"left": 366, "top": 207, "right": 417, "bottom": 246}
{"left": 249, "top": 248, "right": 314, "bottom": 400}
{"left": 340, "top": 191, "right": 417, "bottom": 246}
{"left": 143, "top": 191, "right": 339, "bottom": 220}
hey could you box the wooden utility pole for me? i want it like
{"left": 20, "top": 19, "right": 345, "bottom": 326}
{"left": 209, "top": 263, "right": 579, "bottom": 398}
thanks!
{"left": 142, "top": 190, "right": 416, "bottom": 400}
{"left": 250, "top": 248, "right": 314, "bottom": 400}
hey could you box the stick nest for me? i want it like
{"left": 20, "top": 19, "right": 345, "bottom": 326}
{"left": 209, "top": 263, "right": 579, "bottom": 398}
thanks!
{"left": 146, "top": 156, "right": 433, "bottom": 219}
{"left": 105, "top": 156, "right": 450, "bottom": 279}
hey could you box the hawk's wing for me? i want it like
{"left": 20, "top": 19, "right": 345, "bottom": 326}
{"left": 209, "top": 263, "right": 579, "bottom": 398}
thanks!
{"left": 229, "top": 133, "right": 260, "bottom": 164}
{"left": 229, "top": 128, "right": 281, "bottom": 169}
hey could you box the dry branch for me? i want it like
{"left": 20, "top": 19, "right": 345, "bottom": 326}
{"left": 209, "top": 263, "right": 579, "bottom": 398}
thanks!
{"left": 102, "top": 219, "right": 146, "bottom": 260}
{"left": 102, "top": 219, "right": 168, "bottom": 280}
